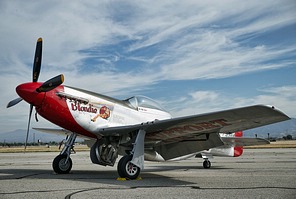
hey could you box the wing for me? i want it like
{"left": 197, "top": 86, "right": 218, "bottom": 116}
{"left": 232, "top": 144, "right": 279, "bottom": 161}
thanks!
{"left": 221, "top": 137, "right": 270, "bottom": 146}
{"left": 94, "top": 105, "right": 289, "bottom": 160}
{"left": 96, "top": 105, "right": 289, "bottom": 140}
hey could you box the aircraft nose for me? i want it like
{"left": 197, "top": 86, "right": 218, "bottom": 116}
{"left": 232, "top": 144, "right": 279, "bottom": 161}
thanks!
{"left": 16, "top": 82, "right": 44, "bottom": 106}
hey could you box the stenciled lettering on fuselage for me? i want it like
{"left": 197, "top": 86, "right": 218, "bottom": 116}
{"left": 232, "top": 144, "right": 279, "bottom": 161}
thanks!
{"left": 64, "top": 87, "right": 114, "bottom": 132}
{"left": 147, "top": 119, "right": 231, "bottom": 140}
{"left": 71, "top": 103, "right": 98, "bottom": 113}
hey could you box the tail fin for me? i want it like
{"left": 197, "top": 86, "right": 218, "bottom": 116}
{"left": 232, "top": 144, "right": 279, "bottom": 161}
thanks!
{"left": 234, "top": 131, "right": 243, "bottom": 137}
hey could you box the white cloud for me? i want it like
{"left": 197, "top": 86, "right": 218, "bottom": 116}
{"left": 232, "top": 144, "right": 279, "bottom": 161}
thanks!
{"left": 170, "top": 86, "right": 296, "bottom": 118}
{"left": 190, "top": 91, "right": 220, "bottom": 104}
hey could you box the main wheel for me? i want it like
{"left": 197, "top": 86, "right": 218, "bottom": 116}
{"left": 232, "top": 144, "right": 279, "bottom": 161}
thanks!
{"left": 117, "top": 156, "right": 126, "bottom": 178}
{"left": 117, "top": 155, "right": 140, "bottom": 179}
{"left": 52, "top": 154, "right": 72, "bottom": 174}
{"left": 203, "top": 160, "right": 211, "bottom": 169}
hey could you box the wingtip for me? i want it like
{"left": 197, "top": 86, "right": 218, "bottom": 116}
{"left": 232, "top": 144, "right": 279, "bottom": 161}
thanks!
{"left": 271, "top": 105, "right": 291, "bottom": 120}
{"left": 37, "top": 37, "right": 42, "bottom": 42}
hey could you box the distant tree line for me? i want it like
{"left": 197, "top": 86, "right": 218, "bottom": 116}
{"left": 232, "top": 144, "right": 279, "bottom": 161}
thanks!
{"left": 1, "top": 141, "right": 86, "bottom": 147}
{"left": 282, "top": 135, "right": 293, "bottom": 140}
{"left": 259, "top": 133, "right": 294, "bottom": 141}
{"left": 0, "top": 141, "right": 60, "bottom": 147}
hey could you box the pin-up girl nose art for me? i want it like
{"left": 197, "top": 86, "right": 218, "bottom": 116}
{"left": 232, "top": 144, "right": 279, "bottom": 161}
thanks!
{"left": 91, "top": 106, "right": 111, "bottom": 122}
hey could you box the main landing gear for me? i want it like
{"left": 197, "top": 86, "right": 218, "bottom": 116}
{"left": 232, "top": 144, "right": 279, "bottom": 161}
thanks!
{"left": 117, "top": 129, "right": 146, "bottom": 180}
{"left": 117, "top": 154, "right": 140, "bottom": 179}
{"left": 52, "top": 133, "right": 77, "bottom": 174}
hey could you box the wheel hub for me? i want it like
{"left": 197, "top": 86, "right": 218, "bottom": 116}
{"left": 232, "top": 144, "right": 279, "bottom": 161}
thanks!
{"left": 59, "top": 158, "right": 70, "bottom": 171}
{"left": 126, "top": 161, "right": 138, "bottom": 175}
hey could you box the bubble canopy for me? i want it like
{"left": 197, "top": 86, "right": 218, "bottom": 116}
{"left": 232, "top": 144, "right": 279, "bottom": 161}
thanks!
{"left": 124, "top": 95, "right": 166, "bottom": 111}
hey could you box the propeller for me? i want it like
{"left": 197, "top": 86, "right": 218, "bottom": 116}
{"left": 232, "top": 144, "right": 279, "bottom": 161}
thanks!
{"left": 7, "top": 38, "right": 43, "bottom": 109}
{"left": 25, "top": 105, "right": 33, "bottom": 150}
{"left": 36, "top": 74, "right": 64, "bottom": 92}
{"left": 7, "top": 37, "right": 65, "bottom": 150}
{"left": 7, "top": 97, "right": 23, "bottom": 108}
{"left": 33, "top": 37, "right": 42, "bottom": 82}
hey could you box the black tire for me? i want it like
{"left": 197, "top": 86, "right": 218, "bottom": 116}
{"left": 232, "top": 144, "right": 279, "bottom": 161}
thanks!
{"left": 117, "top": 156, "right": 126, "bottom": 178}
{"left": 52, "top": 154, "right": 72, "bottom": 174}
{"left": 117, "top": 155, "right": 140, "bottom": 179}
{"left": 203, "top": 160, "right": 211, "bottom": 169}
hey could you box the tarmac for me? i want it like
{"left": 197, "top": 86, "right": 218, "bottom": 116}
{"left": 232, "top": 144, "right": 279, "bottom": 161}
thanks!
{"left": 0, "top": 148, "right": 295, "bottom": 199}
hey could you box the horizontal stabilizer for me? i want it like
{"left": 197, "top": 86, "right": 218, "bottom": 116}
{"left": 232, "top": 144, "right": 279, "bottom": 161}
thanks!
{"left": 221, "top": 137, "right": 270, "bottom": 146}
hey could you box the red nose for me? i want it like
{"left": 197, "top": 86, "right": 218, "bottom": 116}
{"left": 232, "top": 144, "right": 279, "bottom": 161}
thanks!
{"left": 16, "top": 82, "right": 45, "bottom": 106}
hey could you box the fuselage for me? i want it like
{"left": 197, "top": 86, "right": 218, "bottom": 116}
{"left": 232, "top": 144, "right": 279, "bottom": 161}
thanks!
{"left": 16, "top": 82, "right": 172, "bottom": 139}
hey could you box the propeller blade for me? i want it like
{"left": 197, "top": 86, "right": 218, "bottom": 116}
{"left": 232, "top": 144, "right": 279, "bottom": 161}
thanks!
{"left": 7, "top": 97, "right": 23, "bottom": 108}
{"left": 36, "top": 74, "right": 64, "bottom": 92}
{"left": 33, "top": 38, "right": 42, "bottom": 82}
{"left": 25, "top": 104, "right": 33, "bottom": 151}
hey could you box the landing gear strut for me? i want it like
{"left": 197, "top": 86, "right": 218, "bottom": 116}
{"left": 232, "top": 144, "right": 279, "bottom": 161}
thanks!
{"left": 117, "top": 129, "right": 146, "bottom": 179}
{"left": 52, "top": 133, "right": 77, "bottom": 174}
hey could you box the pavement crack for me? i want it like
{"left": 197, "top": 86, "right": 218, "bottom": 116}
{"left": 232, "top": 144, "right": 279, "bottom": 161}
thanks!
{"left": 15, "top": 172, "right": 47, "bottom": 179}
{"left": 64, "top": 187, "right": 131, "bottom": 199}
{"left": 0, "top": 188, "right": 79, "bottom": 195}
{"left": 194, "top": 186, "right": 296, "bottom": 190}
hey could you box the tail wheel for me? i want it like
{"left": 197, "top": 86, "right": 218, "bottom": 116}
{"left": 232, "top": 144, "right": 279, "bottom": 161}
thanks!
{"left": 203, "top": 160, "right": 211, "bottom": 169}
{"left": 53, "top": 154, "right": 72, "bottom": 174}
{"left": 117, "top": 155, "right": 140, "bottom": 179}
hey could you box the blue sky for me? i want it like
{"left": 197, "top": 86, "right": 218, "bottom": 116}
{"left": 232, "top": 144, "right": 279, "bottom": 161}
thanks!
{"left": 0, "top": 0, "right": 295, "bottom": 133}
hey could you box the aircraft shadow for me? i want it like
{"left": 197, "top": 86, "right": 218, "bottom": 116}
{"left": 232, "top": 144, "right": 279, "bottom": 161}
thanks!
{"left": 0, "top": 167, "right": 196, "bottom": 187}
{"left": 0, "top": 162, "right": 234, "bottom": 190}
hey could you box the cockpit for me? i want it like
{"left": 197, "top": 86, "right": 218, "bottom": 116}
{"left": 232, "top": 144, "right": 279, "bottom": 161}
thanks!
{"left": 124, "top": 95, "right": 166, "bottom": 111}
